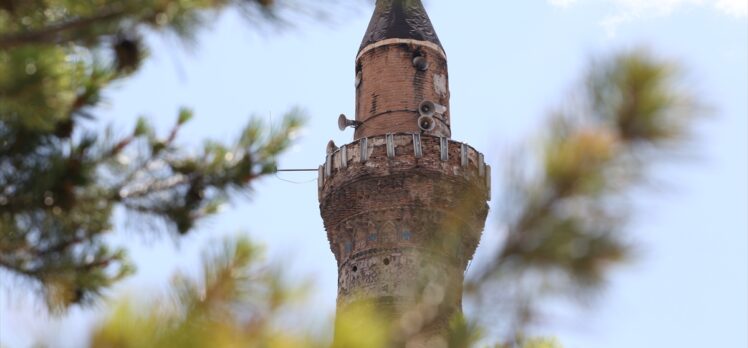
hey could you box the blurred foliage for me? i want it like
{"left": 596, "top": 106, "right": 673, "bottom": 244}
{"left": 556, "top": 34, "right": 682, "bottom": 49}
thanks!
{"left": 521, "top": 338, "right": 564, "bottom": 348}
{"left": 468, "top": 50, "right": 701, "bottom": 343}
{"left": 88, "top": 237, "right": 323, "bottom": 348}
{"left": 85, "top": 236, "right": 563, "bottom": 348}
{"left": 0, "top": 0, "right": 322, "bottom": 311}
{"left": 86, "top": 236, "right": 444, "bottom": 348}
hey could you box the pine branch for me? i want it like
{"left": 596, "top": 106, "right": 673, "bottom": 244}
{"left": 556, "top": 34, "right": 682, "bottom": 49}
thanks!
{"left": 0, "top": 257, "right": 37, "bottom": 277}
{"left": 0, "top": 8, "right": 128, "bottom": 49}
{"left": 469, "top": 50, "right": 702, "bottom": 341}
{"left": 0, "top": 0, "right": 308, "bottom": 311}
{"left": 117, "top": 174, "right": 190, "bottom": 200}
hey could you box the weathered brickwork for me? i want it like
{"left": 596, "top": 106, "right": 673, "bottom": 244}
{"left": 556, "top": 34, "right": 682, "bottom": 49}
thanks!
{"left": 319, "top": 134, "right": 490, "bottom": 341}
{"left": 354, "top": 43, "right": 451, "bottom": 139}
{"left": 320, "top": 1, "right": 490, "bottom": 345}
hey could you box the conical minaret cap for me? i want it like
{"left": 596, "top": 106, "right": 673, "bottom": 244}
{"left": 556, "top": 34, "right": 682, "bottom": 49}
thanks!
{"left": 359, "top": 0, "right": 442, "bottom": 52}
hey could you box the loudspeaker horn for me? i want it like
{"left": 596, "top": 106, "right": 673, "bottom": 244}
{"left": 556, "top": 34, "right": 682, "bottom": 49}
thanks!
{"left": 418, "top": 101, "right": 436, "bottom": 117}
{"left": 412, "top": 56, "right": 429, "bottom": 71}
{"left": 418, "top": 101, "right": 447, "bottom": 118}
{"left": 418, "top": 115, "right": 436, "bottom": 132}
{"left": 338, "top": 114, "right": 360, "bottom": 131}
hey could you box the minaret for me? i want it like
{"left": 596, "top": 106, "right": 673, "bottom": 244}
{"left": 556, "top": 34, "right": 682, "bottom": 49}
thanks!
{"left": 318, "top": 0, "right": 491, "bottom": 346}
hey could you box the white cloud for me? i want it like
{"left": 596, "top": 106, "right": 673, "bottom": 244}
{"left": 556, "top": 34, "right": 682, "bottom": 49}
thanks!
{"left": 715, "top": 0, "right": 748, "bottom": 16}
{"left": 548, "top": 0, "right": 747, "bottom": 35}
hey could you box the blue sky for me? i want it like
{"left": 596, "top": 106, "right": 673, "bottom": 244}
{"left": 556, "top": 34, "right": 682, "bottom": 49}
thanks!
{"left": 1, "top": 1, "right": 746, "bottom": 347}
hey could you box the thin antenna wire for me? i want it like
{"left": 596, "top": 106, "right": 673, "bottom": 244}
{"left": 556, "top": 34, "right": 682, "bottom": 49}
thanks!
{"left": 274, "top": 172, "right": 317, "bottom": 184}
{"left": 267, "top": 111, "right": 320, "bottom": 183}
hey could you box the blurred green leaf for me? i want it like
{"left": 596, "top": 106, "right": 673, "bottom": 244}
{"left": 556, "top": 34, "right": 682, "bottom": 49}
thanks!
{"left": 178, "top": 107, "right": 194, "bottom": 125}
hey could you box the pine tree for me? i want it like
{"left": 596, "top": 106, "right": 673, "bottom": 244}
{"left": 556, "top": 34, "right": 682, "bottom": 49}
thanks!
{"left": 469, "top": 51, "right": 701, "bottom": 345}
{"left": 0, "top": 0, "right": 324, "bottom": 310}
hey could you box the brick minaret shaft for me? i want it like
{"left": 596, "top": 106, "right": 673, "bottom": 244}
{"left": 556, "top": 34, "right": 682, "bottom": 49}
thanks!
{"left": 318, "top": 0, "right": 491, "bottom": 345}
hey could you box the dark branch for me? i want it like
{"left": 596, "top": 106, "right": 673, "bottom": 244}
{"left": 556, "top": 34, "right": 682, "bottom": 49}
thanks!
{"left": 0, "top": 8, "right": 127, "bottom": 49}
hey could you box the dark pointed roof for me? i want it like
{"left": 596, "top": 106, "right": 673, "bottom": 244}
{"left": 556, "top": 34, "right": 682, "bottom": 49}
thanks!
{"left": 359, "top": 0, "right": 442, "bottom": 52}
